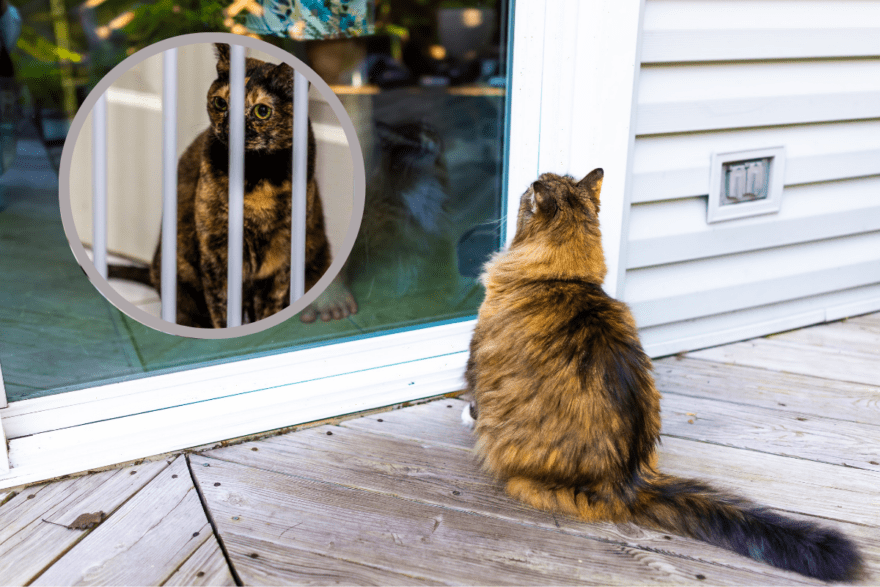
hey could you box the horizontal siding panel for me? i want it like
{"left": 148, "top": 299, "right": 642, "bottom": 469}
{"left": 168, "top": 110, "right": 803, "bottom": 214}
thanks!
{"left": 639, "top": 284, "right": 880, "bottom": 358}
{"left": 632, "top": 167, "right": 707, "bottom": 204}
{"left": 631, "top": 120, "right": 880, "bottom": 202}
{"left": 631, "top": 259, "right": 880, "bottom": 328}
{"left": 641, "top": 29, "right": 880, "bottom": 63}
{"left": 639, "top": 60, "right": 880, "bottom": 104}
{"left": 632, "top": 148, "right": 880, "bottom": 203}
{"left": 636, "top": 91, "right": 880, "bottom": 135}
{"left": 630, "top": 177, "right": 880, "bottom": 241}
{"left": 643, "top": 1, "right": 880, "bottom": 31}
{"left": 626, "top": 231, "right": 880, "bottom": 301}
{"left": 625, "top": 231, "right": 880, "bottom": 321}
{"left": 628, "top": 176, "right": 880, "bottom": 266}
{"left": 630, "top": 207, "right": 880, "bottom": 269}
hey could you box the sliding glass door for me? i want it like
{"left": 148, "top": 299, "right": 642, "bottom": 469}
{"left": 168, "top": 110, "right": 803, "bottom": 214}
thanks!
{"left": 4, "top": 0, "right": 649, "bottom": 489}
{"left": 1, "top": 0, "right": 511, "bottom": 403}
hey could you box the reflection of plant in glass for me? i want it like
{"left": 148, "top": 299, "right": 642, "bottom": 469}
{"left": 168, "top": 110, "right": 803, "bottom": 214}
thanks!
{"left": 12, "top": 0, "right": 492, "bottom": 120}
{"left": 10, "top": 0, "right": 259, "bottom": 119}
{"left": 9, "top": 0, "right": 83, "bottom": 117}
{"left": 15, "top": 26, "right": 82, "bottom": 64}
{"left": 14, "top": 0, "right": 377, "bottom": 119}
{"left": 246, "top": 0, "right": 372, "bottom": 39}
{"left": 122, "top": 0, "right": 249, "bottom": 48}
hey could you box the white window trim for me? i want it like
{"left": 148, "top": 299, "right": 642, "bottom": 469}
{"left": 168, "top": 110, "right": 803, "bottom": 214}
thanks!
{"left": 0, "top": 361, "right": 7, "bottom": 409}
{"left": 0, "top": 411, "right": 8, "bottom": 476}
{"left": 0, "top": 0, "right": 644, "bottom": 490}
{"left": 0, "top": 321, "right": 474, "bottom": 489}
{"left": 507, "top": 0, "right": 644, "bottom": 297}
{"left": 0, "top": 359, "right": 8, "bottom": 474}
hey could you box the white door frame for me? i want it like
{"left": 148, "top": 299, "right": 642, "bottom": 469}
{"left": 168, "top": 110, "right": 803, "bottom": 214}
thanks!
{"left": 0, "top": 0, "right": 644, "bottom": 490}
{"left": 0, "top": 363, "right": 8, "bottom": 474}
{"left": 507, "top": 0, "right": 644, "bottom": 297}
{"left": 0, "top": 421, "right": 7, "bottom": 476}
{"left": 0, "top": 361, "right": 7, "bottom": 409}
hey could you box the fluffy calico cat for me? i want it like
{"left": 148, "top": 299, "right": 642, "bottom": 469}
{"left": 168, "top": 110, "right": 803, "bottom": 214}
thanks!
{"left": 110, "top": 44, "right": 355, "bottom": 327}
{"left": 464, "top": 169, "right": 862, "bottom": 581}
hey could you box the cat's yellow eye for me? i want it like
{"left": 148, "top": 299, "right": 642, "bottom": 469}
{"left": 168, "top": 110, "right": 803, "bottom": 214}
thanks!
{"left": 212, "top": 96, "right": 227, "bottom": 111}
{"left": 253, "top": 104, "right": 272, "bottom": 120}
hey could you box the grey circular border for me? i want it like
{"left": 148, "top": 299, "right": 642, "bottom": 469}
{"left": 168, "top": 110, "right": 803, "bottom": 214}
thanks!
{"left": 59, "top": 33, "right": 366, "bottom": 339}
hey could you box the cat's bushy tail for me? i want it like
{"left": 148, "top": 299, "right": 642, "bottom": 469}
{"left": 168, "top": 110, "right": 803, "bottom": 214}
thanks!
{"left": 629, "top": 473, "right": 862, "bottom": 581}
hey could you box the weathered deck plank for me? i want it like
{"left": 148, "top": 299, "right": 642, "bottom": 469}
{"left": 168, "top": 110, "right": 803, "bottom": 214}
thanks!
{"left": 660, "top": 392, "right": 880, "bottom": 471}
{"left": 659, "top": 436, "right": 879, "bottom": 528}
{"left": 32, "top": 457, "right": 211, "bottom": 586}
{"left": 342, "top": 385, "right": 880, "bottom": 476}
{"left": 687, "top": 338, "right": 880, "bottom": 386}
{"left": 341, "top": 398, "right": 474, "bottom": 449}
{"left": 660, "top": 439, "right": 880, "bottom": 579}
{"left": 0, "top": 460, "right": 168, "bottom": 586}
{"left": 767, "top": 320, "right": 880, "bottom": 356}
{"left": 202, "top": 423, "right": 870, "bottom": 583}
{"left": 850, "top": 313, "right": 880, "bottom": 330}
{"left": 229, "top": 539, "right": 444, "bottom": 586}
{"left": 192, "top": 454, "right": 808, "bottom": 586}
{"left": 654, "top": 357, "right": 880, "bottom": 426}
{"left": 163, "top": 533, "right": 236, "bottom": 586}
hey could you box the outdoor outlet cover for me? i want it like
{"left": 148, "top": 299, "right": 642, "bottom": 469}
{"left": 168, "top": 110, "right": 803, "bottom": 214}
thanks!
{"left": 707, "top": 146, "right": 785, "bottom": 223}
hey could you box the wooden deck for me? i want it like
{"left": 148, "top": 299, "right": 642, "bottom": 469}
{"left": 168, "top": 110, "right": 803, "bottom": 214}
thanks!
{"left": 1, "top": 313, "right": 878, "bottom": 585}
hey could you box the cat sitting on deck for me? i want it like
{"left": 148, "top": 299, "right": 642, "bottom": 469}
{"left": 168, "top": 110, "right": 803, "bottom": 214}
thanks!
{"left": 463, "top": 168, "right": 862, "bottom": 581}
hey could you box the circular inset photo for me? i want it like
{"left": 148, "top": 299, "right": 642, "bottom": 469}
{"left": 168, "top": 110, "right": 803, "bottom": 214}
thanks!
{"left": 60, "top": 33, "right": 365, "bottom": 338}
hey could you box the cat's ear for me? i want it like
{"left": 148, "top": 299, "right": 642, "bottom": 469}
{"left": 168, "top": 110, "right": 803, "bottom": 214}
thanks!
{"left": 532, "top": 181, "right": 557, "bottom": 216}
{"left": 577, "top": 168, "right": 604, "bottom": 211}
{"left": 272, "top": 61, "right": 294, "bottom": 84}
{"left": 214, "top": 44, "right": 230, "bottom": 74}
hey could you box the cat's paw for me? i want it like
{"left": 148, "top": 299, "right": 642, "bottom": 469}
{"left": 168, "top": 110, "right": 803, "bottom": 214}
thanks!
{"left": 300, "top": 275, "right": 358, "bottom": 323}
{"left": 461, "top": 402, "right": 477, "bottom": 430}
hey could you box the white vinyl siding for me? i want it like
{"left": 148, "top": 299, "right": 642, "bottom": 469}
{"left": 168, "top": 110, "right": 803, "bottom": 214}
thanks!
{"left": 625, "top": 0, "right": 880, "bottom": 357}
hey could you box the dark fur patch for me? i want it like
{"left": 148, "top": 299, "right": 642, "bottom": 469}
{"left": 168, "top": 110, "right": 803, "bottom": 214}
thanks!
{"left": 206, "top": 136, "right": 295, "bottom": 192}
{"left": 635, "top": 476, "right": 863, "bottom": 581}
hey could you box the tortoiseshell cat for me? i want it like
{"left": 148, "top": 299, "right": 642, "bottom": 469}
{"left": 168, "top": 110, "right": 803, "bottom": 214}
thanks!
{"left": 111, "top": 44, "right": 355, "bottom": 327}
{"left": 464, "top": 169, "right": 862, "bottom": 581}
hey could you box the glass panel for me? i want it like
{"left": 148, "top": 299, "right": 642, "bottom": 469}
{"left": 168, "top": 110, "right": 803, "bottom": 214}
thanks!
{"left": 0, "top": 0, "right": 510, "bottom": 402}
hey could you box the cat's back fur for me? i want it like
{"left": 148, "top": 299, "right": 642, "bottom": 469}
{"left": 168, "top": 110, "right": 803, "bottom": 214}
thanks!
{"left": 466, "top": 169, "right": 862, "bottom": 581}
{"left": 470, "top": 172, "right": 657, "bottom": 495}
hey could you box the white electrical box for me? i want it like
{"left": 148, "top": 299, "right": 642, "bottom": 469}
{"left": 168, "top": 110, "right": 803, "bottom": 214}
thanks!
{"left": 708, "top": 147, "right": 786, "bottom": 223}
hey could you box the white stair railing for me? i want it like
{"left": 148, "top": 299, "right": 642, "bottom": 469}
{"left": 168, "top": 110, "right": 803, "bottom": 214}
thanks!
{"left": 291, "top": 69, "right": 309, "bottom": 303}
{"left": 161, "top": 48, "right": 178, "bottom": 323}
{"left": 92, "top": 94, "right": 108, "bottom": 280}
{"left": 226, "top": 44, "right": 246, "bottom": 327}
